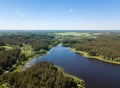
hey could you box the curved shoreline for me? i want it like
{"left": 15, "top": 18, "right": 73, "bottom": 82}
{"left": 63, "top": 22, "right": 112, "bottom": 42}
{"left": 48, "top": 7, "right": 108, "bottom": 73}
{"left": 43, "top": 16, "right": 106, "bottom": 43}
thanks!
{"left": 4, "top": 52, "right": 85, "bottom": 88}
{"left": 0, "top": 63, "right": 85, "bottom": 88}
{"left": 13, "top": 52, "right": 48, "bottom": 72}
{"left": 55, "top": 65, "right": 85, "bottom": 88}
{"left": 71, "top": 48, "right": 120, "bottom": 65}
{"left": 18, "top": 47, "right": 85, "bottom": 88}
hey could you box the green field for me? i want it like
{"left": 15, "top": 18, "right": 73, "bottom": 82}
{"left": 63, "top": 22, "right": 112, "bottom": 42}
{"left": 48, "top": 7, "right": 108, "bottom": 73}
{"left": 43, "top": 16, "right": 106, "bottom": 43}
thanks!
{"left": 54, "top": 32, "right": 91, "bottom": 37}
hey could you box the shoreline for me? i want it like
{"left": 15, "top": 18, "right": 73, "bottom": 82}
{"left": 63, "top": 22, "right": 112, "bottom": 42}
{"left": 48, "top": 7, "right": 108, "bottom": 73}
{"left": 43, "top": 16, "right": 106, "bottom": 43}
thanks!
{"left": 71, "top": 48, "right": 120, "bottom": 65}
{"left": 13, "top": 51, "right": 48, "bottom": 72}
{"left": 1, "top": 49, "right": 85, "bottom": 88}
{"left": 0, "top": 51, "right": 49, "bottom": 87}
{"left": 1, "top": 62, "right": 85, "bottom": 88}
{"left": 55, "top": 65, "right": 85, "bottom": 88}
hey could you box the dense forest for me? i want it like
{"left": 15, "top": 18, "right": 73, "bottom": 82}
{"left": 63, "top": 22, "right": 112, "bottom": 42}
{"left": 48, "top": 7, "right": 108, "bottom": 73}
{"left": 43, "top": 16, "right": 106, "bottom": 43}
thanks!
{"left": 0, "top": 34, "right": 59, "bottom": 51}
{"left": 0, "top": 61, "right": 84, "bottom": 88}
{"left": 0, "top": 32, "right": 85, "bottom": 88}
{"left": 0, "top": 49, "right": 26, "bottom": 74}
{"left": 0, "top": 33, "right": 60, "bottom": 74}
{"left": 62, "top": 33, "right": 120, "bottom": 63}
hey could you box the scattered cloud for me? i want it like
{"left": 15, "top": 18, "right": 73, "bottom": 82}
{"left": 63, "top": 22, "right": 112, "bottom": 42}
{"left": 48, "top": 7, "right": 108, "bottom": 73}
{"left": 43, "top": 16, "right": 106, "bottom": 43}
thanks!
{"left": 14, "top": 9, "right": 25, "bottom": 18}
{"left": 69, "top": 9, "right": 73, "bottom": 13}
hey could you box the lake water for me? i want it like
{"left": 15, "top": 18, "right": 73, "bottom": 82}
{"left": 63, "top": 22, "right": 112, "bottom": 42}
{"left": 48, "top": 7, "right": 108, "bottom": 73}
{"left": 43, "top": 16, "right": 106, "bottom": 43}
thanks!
{"left": 22, "top": 44, "right": 120, "bottom": 88}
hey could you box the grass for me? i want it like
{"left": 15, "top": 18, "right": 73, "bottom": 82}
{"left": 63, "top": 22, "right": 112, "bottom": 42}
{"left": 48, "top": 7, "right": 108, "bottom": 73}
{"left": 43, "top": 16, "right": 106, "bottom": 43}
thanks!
{"left": 71, "top": 48, "right": 120, "bottom": 65}
{"left": 1, "top": 45, "right": 12, "bottom": 50}
{"left": 21, "top": 44, "right": 35, "bottom": 58}
{"left": 11, "top": 45, "right": 34, "bottom": 72}
{"left": 0, "top": 83, "right": 8, "bottom": 88}
{"left": 13, "top": 50, "right": 49, "bottom": 72}
{"left": 54, "top": 32, "right": 91, "bottom": 37}
{"left": 13, "top": 52, "right": 48, "bottom": 72}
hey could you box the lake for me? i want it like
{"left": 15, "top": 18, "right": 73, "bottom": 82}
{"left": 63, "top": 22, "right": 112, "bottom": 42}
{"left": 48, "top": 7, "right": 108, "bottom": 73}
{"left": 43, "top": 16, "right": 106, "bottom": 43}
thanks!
{"left": 22, "top": 44, "right": 120, "bottom": 88}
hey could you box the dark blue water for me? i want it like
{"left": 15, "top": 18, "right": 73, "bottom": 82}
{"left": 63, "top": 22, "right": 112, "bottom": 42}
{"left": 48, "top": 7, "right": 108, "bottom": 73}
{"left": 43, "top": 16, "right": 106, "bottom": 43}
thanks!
{"left": 23, "top": 44, "right": 120, "bottom": 88}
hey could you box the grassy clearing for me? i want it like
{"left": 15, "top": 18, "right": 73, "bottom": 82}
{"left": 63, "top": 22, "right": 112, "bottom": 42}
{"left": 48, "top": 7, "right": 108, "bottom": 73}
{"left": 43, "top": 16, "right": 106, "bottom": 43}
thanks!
{"left": 55, "top": 65, "right": 85, "bottom": 88}
{"left": 0, "top": 83, "right": 8, "bottom": 88}
{"left": 13, "top": 54, "right": 42, "bottom": 72}
{"left": 72, "top": 48, "right": 120, "bottom": 65}
{"left": 54, "top": 32, "right": 91, "bottom": 37}
{"left": 13, "top": 50, "right": 48, "bottom": 72}
{"left": 21, "top": 44, "right": 35, "bottom": 58}
{"left": 12, "top": 45, "right": 35, "bottom": 72}
{"left": 1, "top": 45, "right": 12, "bottom": 50}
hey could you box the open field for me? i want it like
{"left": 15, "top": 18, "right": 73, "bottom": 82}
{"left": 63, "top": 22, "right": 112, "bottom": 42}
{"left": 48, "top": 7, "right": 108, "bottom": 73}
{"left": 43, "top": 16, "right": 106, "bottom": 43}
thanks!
{"left": 54, "top": 32, "right": 91, "bottom": 36}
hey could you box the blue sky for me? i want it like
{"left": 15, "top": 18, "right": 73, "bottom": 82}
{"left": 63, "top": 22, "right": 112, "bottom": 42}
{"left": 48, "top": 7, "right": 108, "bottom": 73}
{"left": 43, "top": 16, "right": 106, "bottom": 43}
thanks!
{"left": 0, "top": 0, "right": 120, "bottom": 30}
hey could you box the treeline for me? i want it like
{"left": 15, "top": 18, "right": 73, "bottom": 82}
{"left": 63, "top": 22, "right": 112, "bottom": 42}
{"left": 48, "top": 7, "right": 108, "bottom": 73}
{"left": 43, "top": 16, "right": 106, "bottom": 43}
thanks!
{"left": 62, "top": 39, "right": 80, "bottom": 47}
{"left": 0, "top": 49, "right": 26, "bottom": 74}
{"left": 0, "top": 34, "right": 59, "bottom": 51}
{"left": 62, "top": 33, "right": 120, "bottom": 62}
{"left": 0, "top": 61, "right": 84, "bottom": 88}
{"left": 0, "top": 33, "right": 60, "bottom": 74}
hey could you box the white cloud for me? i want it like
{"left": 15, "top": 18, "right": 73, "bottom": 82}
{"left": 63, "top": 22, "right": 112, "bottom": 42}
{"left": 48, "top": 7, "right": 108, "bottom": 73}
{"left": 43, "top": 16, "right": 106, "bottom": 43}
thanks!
{"left": 69, "top": 9, "right": 73, "bottom": 12}
{"left": 14, "top": 9, "right": 25, "bottom": 18}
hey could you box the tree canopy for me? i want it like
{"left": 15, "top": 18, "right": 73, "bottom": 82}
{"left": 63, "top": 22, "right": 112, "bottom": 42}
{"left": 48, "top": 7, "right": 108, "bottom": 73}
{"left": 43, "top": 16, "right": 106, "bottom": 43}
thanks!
{"left": 0, "top": 61, "right": 84, "bottom": 88}
{"left": 62, "top": 33, "right": 120, "bottom": 62}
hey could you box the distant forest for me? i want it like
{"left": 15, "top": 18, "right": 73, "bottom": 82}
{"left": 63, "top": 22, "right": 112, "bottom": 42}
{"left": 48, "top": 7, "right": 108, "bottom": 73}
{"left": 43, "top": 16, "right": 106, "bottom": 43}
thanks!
{"left": 62, "top": 33, "right": 120, "bottom": 62}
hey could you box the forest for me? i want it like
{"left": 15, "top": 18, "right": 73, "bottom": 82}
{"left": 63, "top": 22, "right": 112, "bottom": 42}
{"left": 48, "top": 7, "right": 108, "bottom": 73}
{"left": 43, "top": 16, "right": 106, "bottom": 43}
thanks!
{"left": 0, "top": 33, "right": 60, "bottom": 75}
{"left": 1, "top": 31, "right": 120, "bottom": 88}
{"left": 0, "top": 33, "right": 59, "bottom": 51}
{"left": 0, "top": 61, "right": 84, "bottom": 88}
{"left": 0, "top": 32, "right": 85, "bottom": 88}
{"left": 62, "top": 33, "right": 120, "bottom": 63}
{"left": 0, "top": 49, "right": 26, "bottom": 74}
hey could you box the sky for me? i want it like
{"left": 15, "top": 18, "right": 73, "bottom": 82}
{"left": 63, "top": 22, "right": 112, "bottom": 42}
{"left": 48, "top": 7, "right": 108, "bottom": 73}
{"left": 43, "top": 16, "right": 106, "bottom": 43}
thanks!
{"left": 0, "top": 0, "right": 120, "bottom": 30}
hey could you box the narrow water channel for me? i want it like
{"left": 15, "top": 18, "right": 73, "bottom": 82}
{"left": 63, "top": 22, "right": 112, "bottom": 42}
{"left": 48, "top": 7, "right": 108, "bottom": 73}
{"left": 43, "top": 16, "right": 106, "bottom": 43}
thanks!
{"left": 22, "top": 44, "right": 120, "bottom": 88}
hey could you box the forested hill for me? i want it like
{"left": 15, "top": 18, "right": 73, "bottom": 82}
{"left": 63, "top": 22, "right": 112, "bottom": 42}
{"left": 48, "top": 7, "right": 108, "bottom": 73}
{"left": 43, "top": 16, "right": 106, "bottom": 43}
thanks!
{"left": 0, "top": 61, "right": 85, "bottom": 88}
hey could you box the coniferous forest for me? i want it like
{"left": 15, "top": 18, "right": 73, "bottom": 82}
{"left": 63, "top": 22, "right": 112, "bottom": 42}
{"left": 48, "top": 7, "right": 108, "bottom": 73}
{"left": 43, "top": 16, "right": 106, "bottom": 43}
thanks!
{"left": 0, "top": 33, "right": 59, "bottom": 75}
{"left": 62, "top": 32, "right": 120, "bottom": 63}
{"left": 0, "top": 31, "right": 120, "bottom": 88}
{"left": 0, "top": 61, "right": 84, "bottom": 88}
{"left": 1, "top": 0, "right": 120, "bottom": 88}
{"left": 0, "top": 31, "right": 85, "bottom": 88}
